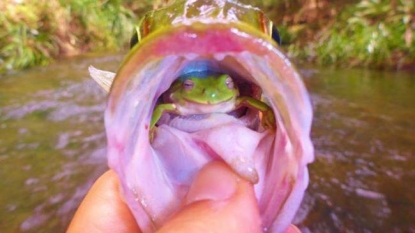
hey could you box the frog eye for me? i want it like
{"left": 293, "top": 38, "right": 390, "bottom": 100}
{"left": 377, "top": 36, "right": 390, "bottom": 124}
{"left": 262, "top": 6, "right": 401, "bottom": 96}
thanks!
{"left": 183, "top": 79, "right": 194, "bottom": 91}
{"left": 225, "top": 76, "right": 234, "bottom": 89}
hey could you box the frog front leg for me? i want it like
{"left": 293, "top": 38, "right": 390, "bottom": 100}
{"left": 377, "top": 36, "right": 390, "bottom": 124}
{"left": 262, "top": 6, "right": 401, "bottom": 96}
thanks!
{"left": 236, "top": 96, "right": 276, "bottom": 130}
{"left": 150, "top": 103, "right": 178, "bottom": 140}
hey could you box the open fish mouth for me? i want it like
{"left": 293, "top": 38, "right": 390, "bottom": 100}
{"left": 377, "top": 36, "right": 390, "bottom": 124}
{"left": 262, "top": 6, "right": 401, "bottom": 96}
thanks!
{"left": 90, "top": 1, "right": 314, "bottom": 233}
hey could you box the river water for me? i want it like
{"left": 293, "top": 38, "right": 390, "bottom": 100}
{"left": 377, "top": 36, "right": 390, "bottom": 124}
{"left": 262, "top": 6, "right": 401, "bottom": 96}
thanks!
{"left": 0, "top": 54, "right": 414, "bottom": 233}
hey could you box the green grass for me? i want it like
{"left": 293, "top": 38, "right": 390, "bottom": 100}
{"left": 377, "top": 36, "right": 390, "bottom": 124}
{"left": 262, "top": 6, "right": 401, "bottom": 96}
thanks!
{"left": 285, "top": 0, "right": 415, "bottom": 69}
{"left": 0, "top": 0, "right": 141, "bottom": 73}
{"left": 1, "top": 0, "right": 414, "bottom": 71}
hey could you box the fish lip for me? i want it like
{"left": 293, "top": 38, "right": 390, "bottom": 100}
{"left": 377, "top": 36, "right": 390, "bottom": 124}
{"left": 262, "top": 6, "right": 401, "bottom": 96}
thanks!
{"left": 107, "top": 22, "right": 273, "bottom": 112}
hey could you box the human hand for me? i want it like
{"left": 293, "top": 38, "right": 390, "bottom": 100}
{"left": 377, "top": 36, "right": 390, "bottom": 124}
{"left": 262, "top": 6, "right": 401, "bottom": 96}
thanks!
{"left": 67, "top": 161, "right": 300, "bottom": 233}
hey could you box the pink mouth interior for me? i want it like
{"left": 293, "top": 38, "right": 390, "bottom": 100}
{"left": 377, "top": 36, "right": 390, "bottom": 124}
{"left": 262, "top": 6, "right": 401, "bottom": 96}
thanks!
{"left": 104, "top": 26, "right": 313, "bottom": 233}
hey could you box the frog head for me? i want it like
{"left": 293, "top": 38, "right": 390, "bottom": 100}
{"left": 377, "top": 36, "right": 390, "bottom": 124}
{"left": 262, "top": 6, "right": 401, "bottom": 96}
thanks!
{"left": 169, "top": 74, "right": 239, "bottom": 105}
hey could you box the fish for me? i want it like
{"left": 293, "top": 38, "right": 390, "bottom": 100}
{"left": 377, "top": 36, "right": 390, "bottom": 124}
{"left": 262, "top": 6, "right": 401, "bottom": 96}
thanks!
{"left": 89, "top": 0, "right": 314, "bottom": 232}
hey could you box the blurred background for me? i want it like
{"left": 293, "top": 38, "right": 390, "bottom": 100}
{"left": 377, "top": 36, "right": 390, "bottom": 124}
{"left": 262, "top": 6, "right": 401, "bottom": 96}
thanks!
{"left": 0, "top": 0, "right": 414, "bottom": 232}
{"left": 1, "top": 0, "right": 414, "bottom": 72}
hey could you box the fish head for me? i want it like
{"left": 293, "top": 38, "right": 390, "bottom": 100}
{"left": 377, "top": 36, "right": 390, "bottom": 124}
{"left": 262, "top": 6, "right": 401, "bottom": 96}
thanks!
{"left": 91, "top": 1, "right": 314, "bottom": 232}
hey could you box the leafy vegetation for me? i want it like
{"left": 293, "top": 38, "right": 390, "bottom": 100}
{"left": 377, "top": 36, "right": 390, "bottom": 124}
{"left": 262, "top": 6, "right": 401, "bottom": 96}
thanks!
{"left": 0, "top": 0, "right": 147, "bottom": 73}
{"left": 1, "top": 0, "right": 414, "bottom": 72}
{"left": 276, "top": 0, "right": 415, "bottom": 69}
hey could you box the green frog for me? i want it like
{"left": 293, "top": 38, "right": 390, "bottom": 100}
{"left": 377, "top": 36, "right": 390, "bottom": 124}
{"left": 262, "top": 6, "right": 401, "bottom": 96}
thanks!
{"left": 150, "top": 74, "right": 276, "bottom": 131}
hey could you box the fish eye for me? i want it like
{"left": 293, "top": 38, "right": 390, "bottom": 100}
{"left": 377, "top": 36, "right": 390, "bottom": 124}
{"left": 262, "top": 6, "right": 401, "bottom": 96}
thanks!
{"left": 271, "top": 26, "right": 281, "bottom": 45}
{"left": 225, "top": 76, "right": 234, "bottom": 89}
{"left": 130, "top": 32, "right": 139, "bottom": 49}
{"left": 183, "top": 79, "right": 194, "bottom": 91}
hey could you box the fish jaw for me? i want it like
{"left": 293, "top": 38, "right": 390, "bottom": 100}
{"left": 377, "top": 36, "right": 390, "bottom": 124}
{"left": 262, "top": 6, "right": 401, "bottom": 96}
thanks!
{"left": 104, "top": 22, "right": 313, "bottom": 233}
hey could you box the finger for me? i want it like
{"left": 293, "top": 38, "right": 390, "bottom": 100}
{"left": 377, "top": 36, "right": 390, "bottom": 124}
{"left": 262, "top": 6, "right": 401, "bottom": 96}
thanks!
{"left": 67, "top": 170, "right": 141, "bottom": 233}
{"left": 286, "top": 224, "right": 302, "bottom": 233}
{"left": 157, "top": 161, "right": 262, "bottom": 233}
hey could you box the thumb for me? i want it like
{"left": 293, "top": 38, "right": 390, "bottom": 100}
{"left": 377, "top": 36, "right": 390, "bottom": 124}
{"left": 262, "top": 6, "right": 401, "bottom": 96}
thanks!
{"left": 157, "top": 161, "right": 262, "bottom": 233}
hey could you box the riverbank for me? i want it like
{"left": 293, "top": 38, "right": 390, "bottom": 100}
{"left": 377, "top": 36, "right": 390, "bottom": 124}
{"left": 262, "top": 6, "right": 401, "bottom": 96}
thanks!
{"left": 270, "top": 0, "right": 415, "bottom": 70}
{"left": 1, "top": 0, "right": 414, "bottom": 73}
{"left": 0, "top": 0, "right": 152, "bottom": 73}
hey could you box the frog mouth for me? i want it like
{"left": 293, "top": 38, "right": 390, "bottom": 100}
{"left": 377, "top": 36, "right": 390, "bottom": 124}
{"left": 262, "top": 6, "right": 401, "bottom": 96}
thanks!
{"left": 181, "top": 96, "right": 235, "bottom": 105}
{"left": 98, "top": 23, "right": 313, "bottom": 233}
{"left": 155, "top": 59, "right": 267, "bottom": 133}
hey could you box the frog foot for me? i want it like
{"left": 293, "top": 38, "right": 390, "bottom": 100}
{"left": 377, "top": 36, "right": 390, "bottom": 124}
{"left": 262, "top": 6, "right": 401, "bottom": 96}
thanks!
{"left": 261, "top": 110, "right": 276, "bottom": 131}
{"left": 149, "top": 127, "right": 157, "bottom": 143}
